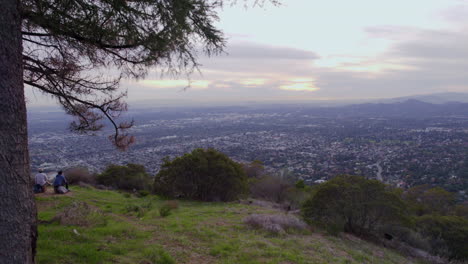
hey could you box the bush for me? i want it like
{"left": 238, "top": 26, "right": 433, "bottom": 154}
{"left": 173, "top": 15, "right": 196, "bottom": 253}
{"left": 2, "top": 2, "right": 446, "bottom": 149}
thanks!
{"left": 242, "top": 160, "right": 267, "bottom": 178}
{"left": 97, "top": 163, "right": 151, "bottom": 191}
{"left": 124, "top": 203, "right": 149, "bottom": 217}
{"left": 159, "top": 204, "right": 172, "bottom": 217}
{"left": 64, "top": 167, "right": 96, "bottom": 185}
{"left": 415, "top": 215, "right": 468, "bottom": 260}
{"left": 142, "top": 246, "right": 175, "bottom": 264}
{"left": 138, "top": 190, "right": 150, "bottom": 197}
{"left": 379, "top": 225, "right": 431, "bottom": 252}
{"left": 302, "top": 175, "right": 408, "bottom": 236}
{"left": 153, "top": 148, "right": 248, "bottom": 201}
{"left": 244, "top": 214, "right": 308, "bottom": 235}
{"left": 249, "top": 175, "right": 292, "bottom": 203}
{"left": 158, "top": 200, "right": 179, "bottom": 218}
{"left": 404, "top": 185, "right": 456, "bottom": 215}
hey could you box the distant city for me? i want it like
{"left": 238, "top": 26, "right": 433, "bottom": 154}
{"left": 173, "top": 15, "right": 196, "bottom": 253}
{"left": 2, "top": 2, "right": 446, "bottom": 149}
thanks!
{"left": 28, "top": 98, "right": 468, "bottom": 199}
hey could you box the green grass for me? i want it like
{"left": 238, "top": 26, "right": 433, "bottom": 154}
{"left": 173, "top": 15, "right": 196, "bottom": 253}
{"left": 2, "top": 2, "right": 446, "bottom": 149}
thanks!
{"left": 36, "top": 186, "right": 421, "bottom": 264}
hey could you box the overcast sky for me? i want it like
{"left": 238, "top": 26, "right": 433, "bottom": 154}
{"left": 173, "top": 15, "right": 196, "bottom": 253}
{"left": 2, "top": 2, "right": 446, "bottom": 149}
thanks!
{"left": 26, "top": 0, "right": 468, "bottom": 106}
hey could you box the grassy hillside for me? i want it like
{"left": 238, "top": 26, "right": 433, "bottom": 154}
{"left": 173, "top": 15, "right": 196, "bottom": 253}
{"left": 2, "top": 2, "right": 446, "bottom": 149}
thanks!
{"left": 36, "top": 186, "right": 422, "bottom": 264}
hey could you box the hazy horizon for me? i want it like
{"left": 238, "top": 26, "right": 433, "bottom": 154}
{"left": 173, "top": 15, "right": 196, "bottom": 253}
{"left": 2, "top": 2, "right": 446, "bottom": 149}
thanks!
{"left": 25, "top": 0, "right": 468, "bottom": 107}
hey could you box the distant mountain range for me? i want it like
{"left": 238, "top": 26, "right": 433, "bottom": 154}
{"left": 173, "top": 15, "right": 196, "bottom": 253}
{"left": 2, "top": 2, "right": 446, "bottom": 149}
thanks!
{"left": 334, "top": 99, "right": 468, "bottom": 118}
{"left": 374, "top": 92, "right": 468, "bottom": 104}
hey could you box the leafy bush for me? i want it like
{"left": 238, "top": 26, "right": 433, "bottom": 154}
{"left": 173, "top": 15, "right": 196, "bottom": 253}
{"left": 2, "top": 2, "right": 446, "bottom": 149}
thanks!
{"left": 125, "top": 204, "right": 146, "bottom": 217}
{"left": 157, "top": 201, "right": 178, "bottom": 218}
{"left": 138, "top": 190, "right": 150, "bottom": 197}
{"left": 142, "top": 246, "right": 175, "bottom": 264}
{"left": 97, "top": 163, "right": 150, "bottom": 191}
{"left": 302, "top": 175, "right": 408, "bottom": 236}
{"left": 295, "top": 180, "right": 306, "bottom": 189}
{"left": 64, "top": 167, "right": 96, "bottom": 185}
{"left": 242, "top": 160, "right": 267, "bottom": 178}
{"left": 159, "top": 204, "right": 172, "bottom": 217}
{"left": 415, "top": 215, "right": 468, "bottom": 260}
{"left": 404, "top": 185, "right": 456, "bottom": 215}
{"left": 244, "top": 214, "right": 308, "bottom": 235}
{"left": 249, "top": 175, "right": 292, "bottom": 203}
{"left": 379, "top": 225, "right": 431, "bottom": 252}
{"left": 153, "top": 148, "right": 248, "bottom": 201}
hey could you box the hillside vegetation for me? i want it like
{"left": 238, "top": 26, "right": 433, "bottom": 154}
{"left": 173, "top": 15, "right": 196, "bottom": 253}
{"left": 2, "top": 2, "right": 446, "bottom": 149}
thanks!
{"left": 36, "top": 187, "right": 423, "bottom": 264}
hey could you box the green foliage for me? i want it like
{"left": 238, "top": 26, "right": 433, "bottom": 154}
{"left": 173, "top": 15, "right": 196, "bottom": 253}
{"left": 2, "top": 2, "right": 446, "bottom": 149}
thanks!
{"left": 242, "top": 160, "right": 267, "bottom": 178}
{"left": 97, "top": 163, "right": 150, "bottom": 191}
{"left": 302, "top": 175, "right": 408, "bottom": 236}
{"left": 295, "top": 180, "right": 306, "bottom": 189}
{"left": 142, "top": 246, "right": 175, "bottom": 264}
{"left": 415, "top": 215, "right": 468, "bottom": 260}
{"left": 138, "top": 190, "right": 150, "bottom": 197}
{"left": 159, "top": 204, "right": 172, "bottom": 218}
{"left": 153, "top": 148, "right": 248, "bottom": 201}
{"left": 404, "top": 185, "right": 456, "bottom": 215}
{"left": 158, "top": 200, "right": 177, "bottom": 218}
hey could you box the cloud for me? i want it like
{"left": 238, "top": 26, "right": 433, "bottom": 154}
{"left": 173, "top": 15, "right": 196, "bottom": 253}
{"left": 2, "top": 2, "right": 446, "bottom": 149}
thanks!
{"left": 219, "top": 43, "right": 320, "bottom": 60}
{"left": 279, "top": 78, "right": 319, "bottom": 91}
{"left": 123, "top": 33, "right": 468, "bottom": 103}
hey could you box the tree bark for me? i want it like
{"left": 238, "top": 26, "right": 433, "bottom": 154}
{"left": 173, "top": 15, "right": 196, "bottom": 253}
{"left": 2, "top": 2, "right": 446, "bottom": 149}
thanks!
{"left": 0, "top": 0, "right": 37, "bottom": 263}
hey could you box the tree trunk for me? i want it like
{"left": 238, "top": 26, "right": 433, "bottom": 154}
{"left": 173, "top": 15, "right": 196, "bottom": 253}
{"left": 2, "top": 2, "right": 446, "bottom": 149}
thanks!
{"left": 0, "top": 0, "right": 37, "bottom": 263}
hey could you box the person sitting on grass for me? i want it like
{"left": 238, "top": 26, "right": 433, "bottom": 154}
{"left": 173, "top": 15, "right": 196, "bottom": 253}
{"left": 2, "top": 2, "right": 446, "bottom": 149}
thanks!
{"left": 53, "top": 170, "right": 69, "bottom": 194}
{"left": 34, "top": 169, "right": 49, "bottom": 193}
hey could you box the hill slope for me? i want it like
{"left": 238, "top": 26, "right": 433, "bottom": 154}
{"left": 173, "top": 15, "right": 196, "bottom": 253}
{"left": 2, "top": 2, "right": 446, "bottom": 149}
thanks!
{"left": 36, "top": 187, "right": 423, "bottom": 264}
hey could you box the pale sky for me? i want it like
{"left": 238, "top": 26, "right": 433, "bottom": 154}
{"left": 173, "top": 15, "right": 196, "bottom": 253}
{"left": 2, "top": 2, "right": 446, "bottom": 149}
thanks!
{"left": 26, "top": 0, "right": 468, "bottom": 106}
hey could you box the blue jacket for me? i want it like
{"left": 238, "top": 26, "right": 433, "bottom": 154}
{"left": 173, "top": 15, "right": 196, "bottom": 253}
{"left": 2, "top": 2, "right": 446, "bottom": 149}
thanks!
{"left": 53, "top": 174, "right": 67, "bottom": 187}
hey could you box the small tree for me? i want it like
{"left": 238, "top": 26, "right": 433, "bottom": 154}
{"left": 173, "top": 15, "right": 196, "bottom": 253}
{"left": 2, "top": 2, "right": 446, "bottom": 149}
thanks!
{"left": 154, "top": 148, "right": 247, "bottom": 201}
{"left": 302, "top": 175, "right": 408, "bottom": 236}
{"left": 97, "top": 163, "right": 150, "bottom": 191}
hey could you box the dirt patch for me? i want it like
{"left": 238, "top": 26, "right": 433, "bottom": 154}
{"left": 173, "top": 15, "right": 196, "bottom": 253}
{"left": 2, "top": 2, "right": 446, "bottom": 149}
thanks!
{"left": 34, "top": 186, "right": 73, "bottom": 197}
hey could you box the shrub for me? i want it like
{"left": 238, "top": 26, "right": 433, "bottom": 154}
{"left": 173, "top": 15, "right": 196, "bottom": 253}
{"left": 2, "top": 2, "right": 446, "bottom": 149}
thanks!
{"left": 159, "top": 204, "right": 172, "bottom": 217}
{"left": 249, "top": 175, "right": 292, "bottom": 203}
{"left": 138, "top": 190, "right": 150, "bottom": 197}
{"left": 302, "top": 175, "right": 408, "bottom": 236}
{"left": 242, "top": 160, "right": 267, "bottom": 178}
{"left": 244, "top": 214, "right": 308, "bottom": 235}
{"left": 125, "top": 204, "right": 146, "bottom": 217}
{"left": 415, "top": 215, "right": 468, "bottom": 260}
{"left": 64, "top": 167, "right": 96, "bottom": 185}
{"left": 153, "top": 148, "right": 248, "bottom": 201}
{"left": 142, "top": 246, "right": 175, "bottom": 264}
{"left": 404, "top": 185, "right": 456, "bottom": 215}
{"left": 295, "top": 180, "right": 306, "bottom": 189}
{"left": 379, "top": 225, "right": 431, "bottom": 252}
{"left": 97, "top": 163, "right": 151, "bottom": 191}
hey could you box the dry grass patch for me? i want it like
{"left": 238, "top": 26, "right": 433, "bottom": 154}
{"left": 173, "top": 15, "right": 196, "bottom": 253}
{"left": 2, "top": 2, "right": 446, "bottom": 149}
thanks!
{"left": 244, "top": 213, "right": 308, "bottom": 235}
{"left": 54, "top": 201, "right": 105, "bottom": 227}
